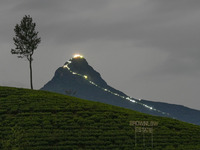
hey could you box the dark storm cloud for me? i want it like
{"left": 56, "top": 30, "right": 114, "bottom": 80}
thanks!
{"left": 1, "top": 0, "right": 200, "bottom": 109}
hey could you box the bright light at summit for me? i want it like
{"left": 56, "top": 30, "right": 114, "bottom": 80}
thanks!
{"left": 83, "top": 75, "right": 88, "bottom": 79}
{"left": 73, "top": 54, "right": 83, "bottom": 58}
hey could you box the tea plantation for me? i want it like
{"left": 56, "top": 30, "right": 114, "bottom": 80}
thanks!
{"left": 0, "top": 86, "right": 200, "bottom": 150}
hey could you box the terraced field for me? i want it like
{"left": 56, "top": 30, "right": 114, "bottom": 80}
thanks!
{"left": 0, "top": 86, "right": 200, "bottom": 150}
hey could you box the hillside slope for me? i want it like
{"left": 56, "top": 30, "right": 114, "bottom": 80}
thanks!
{"left": 0, "top": 86, "right": 200, "bottom": 150}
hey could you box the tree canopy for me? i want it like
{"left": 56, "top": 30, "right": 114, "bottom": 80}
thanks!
{"left": 11, "top": 15, "right": 41, "bottom": 89}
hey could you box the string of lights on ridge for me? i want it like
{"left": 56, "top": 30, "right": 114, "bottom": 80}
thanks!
{"left": 63, "top": 54, "right": 169, "bottom": 116}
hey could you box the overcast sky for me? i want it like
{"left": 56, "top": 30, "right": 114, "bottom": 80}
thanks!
{"left": 0, "top": 0, "right": 200, "bottom": 110}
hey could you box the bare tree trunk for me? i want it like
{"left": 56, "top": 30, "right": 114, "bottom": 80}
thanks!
{"left": 29, "top": 59, "right": 33, "bottom": 90}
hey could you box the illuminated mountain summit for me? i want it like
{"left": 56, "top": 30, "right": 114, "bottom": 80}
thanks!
{"left": 63, "top": 54, "right": 107, "bottom": 86}
{"left": 41, "top": 54, "right": 127, "bottom": 102}
{"left": 41, "top": 55, "right": 200, "bottom": 125}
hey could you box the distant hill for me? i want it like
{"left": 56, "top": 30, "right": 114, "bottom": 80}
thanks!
{"left": 41, "top": 55, "right": 200, "bottom": 125}
{"left": 0, "top": 86, "right": 200, "bottom": 149}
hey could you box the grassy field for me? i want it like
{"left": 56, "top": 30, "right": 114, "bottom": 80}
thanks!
{"left": 0, "top": 86, "right": 200, "bottom": 150}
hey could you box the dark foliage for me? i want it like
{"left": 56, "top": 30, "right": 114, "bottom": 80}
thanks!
{"left": 11, "top": 15, "right": 41, "bottom": 89}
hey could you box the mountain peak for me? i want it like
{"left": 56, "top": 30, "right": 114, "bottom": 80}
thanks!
{"left": 41, "top": 55, "right": 200, "bottom": 125}
{"left": 62, "top": 55, "right": 106, "bottom": 86}
{"left": 64, "top": 54, "right": 88, "bottom": 70}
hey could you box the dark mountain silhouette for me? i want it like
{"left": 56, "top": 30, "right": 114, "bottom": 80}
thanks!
{"left": 41, "top": 55, "right": 200, "bottom": 125}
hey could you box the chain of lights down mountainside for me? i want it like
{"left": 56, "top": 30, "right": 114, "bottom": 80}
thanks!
{"left": 63, "top": 54, "right": 170, "bottom": 116}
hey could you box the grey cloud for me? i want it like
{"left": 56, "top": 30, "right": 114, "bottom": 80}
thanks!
{"left": 13, "top": 0, "right": 66, "bottom": 11}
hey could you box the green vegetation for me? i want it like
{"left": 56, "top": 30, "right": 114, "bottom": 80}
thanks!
{"left": 0, "top": 86, "right": 200, "bottom": 150}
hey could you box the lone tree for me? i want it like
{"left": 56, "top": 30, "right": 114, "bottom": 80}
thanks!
{"left": 11, "top": 15, "right": 41, "bottom": 90}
